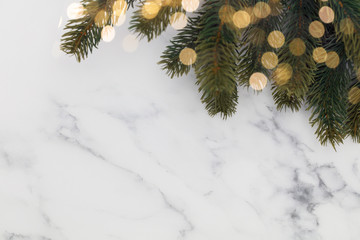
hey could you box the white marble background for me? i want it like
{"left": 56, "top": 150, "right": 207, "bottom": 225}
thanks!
{"left": 0, "top": 1, "right": 360, "bottom": 240}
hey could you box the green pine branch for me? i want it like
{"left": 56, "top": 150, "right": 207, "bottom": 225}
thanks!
{"left": 345, "top": 72, "right": 360, "bottom": 143}
{"left": 61, "top": 0, "right": 116, "bottom": 62}
{"left": 194, "top": 0, "right": 241, "bottom": 119}
{"left": 129, "top": 1, "right": 183, "bottom": 41}
{"left": 158, "top": 15, "right": 202, "bottom": 78}
{"left": 272, "top": 0, "right": 320, "bottom": 111}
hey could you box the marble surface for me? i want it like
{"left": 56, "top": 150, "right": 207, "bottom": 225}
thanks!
{"left": 1, "top": 1, "right": 360, "bottom": 240}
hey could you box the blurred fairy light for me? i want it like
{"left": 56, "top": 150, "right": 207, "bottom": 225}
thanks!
{"left": 181, "top": 0, "right": 200, "bottom": 12}
{"left": 249, "top": 72, "right": 267, "bottom": 91}
{"left": 289, "top": 38, "right": 306, "bottom": 56}
{"left": 113, "top": 0, "right": 127, "bottom": 17}
{"left": 233, "top": 10, "right": 250, "bottom": 29}
{"left": 253, "top": 2, "right": 271, "bottom": 18}
{"left": 267, "top": 31, "right": 285, "bottom": 49}
{"left": 142, "top": 1, "right": 161, "bottom": 19}
{"left": 95, "top": 10, "right": 110, "bottom": 27}
{"left": 325, "top": 51, "right": 340, "bottom": 68}
{"left": 274, "top": 63, "right": 293, "bottom": 85}
{"left": 319, "top": 6, "right": 334, "bottom": 23}
{"left": 179, "top": 48, "right": 197, "bottom": 65}
{"left": 309, "top": 21, "right": 325, "bottom": 38}
{"left": 67, "top": 3, "right": 85, "bottom": 19}
{"left": 313, "top": 47, "right": 328, "bottom": 63}
{"left": 261, "top": 52, "right": 278, "bottom": 69}
{"left": 170, "top": 12, "right": 188, "bottom": 30}
{"left": 348, "top": 87, "right": 360, "bottom": 105}
{"left": 101, "top": 25, "right": 116, "bottom": 42}
{"left": 123, "top": 34, "right": 139, "bottom": 52}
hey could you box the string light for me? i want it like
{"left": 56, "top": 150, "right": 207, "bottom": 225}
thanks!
{"left": 249, "top": 73, "right": 268, "bottom": 91}
{"left": 95, "top": 10, "right": 109, "bottom": 27}
{"left": 142, "top": 1, "right": 161, "bottom": 19}
{"left": 219, "top": 5, "right": 235, "bottom": 23}
{"left": 253, "top": 2, "right": 271, "bottom": 19}
{"left": 112, "top": 0, "right": 127, "bottom": 17}
{"left": 348, "top": 87, "right": 360, "bottom": 105}
{"left": 273, "top": 63, "right": 293, "bottom": 85}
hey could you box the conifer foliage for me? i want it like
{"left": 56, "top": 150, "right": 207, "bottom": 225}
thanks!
{"left": 61, "top": 0, "right": 360, "bottom": 148}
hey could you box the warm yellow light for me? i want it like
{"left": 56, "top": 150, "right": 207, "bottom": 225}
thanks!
{"left": 319, "top": 6, "right": 334, "bottom": 24}
{"left": 112, "top": 14, "right": 126, "bottom": 26}
{"left": 142, "top": 1, "right": 161, "bottom": 19}
{"left": 309, "top": 21, "right": 325, "bottom": 38}
{"left": 325, "top": 51, "right": 340, "bottom": 68}
{"left": 101, "top": 25, "right": 116, "bottom": 42}
{"left": 179, "top": 48, "right": 197, "bottom": 65}
{"left": 249, "top": 72, "right": 268, "bottom": 90}
{"left": 340, "top": 18, "right": 355, "bottom": 35}
{"left": 219, "top": 5, "right": 235, "bottom": 23}
{"left": 267, "top": 31, "right": 285, "bottom": 48}
{"left": 232, "top": 10, "right": 251, "bottom": 29}
{"left": 348, "top": 87, "right": 360, "bottom": 105}
{"left": 181, "top": 0, "right": 199, "bottom": 12}
{"left": 289, "top": 38, "right": 306, "bottom": 56}
{"left": 112, "top": 0, "right": 127, "bottom": 17}
{"left": 313, "top": 47, "right": 327, "bottom": 63}
{"left": 95, "top": 10, "right": 110, "bottom": 27}
{"left": 261, "top": 52, "right": 278, "bottom": 69}
{"left": 273, "top": 63, "right": 293, "bottom": 85}
{"left": 357, "top": 68, "right": 360, "bottom": 81}
{"left": 67, "top": 3, "right": 86, "bottom": 20}
{"left": 244, "top": 7, "right": 258, "bottom": 24}
{"left": 170, "top": 12, "right": 188, "bottom": 30}
{"left": 253, "top": 2, "right": 271, "bottom": 19}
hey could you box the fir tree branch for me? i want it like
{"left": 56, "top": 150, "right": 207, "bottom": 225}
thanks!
{"left": 195, "top": 0, "right": 240, "bottom": 119}
{"left": 129, "top": 0, "right": 183, "bottom": 41}
{"left": 272, "top": 0, "right": 320, "bottom": 111}
{"left": 345, "top": 72, "right": 360, "bottom": 143}
{"left": 306, "top": 36, "right": 350, "bottom": 149}
{"left": 61, "top": 0, "right": 116, "bottom": 62}
{"left": 158, "top": 15, "right": 202, "bottom": 78}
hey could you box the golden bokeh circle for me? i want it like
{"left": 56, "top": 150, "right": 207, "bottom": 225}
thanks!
{"left": 67, "top": 3, "right": 86, "bottom": 20}
{"left": 245, "top": 7, "right": 258, "bottom": 24}
{"left": 274, "top": 63, "right": 293, "bottom": 85}
{"left": 113, "top": 0, "right": 127, "bottom": 16}
{"left": 95, "top": 10, "right": 110, "bottom": 27}
{"left": 181, "top": 0, "right": 200, "bottom": 12}
{"left": 249, "top": 72, "right": 268, "bottom": 90}
{"left": 325, "top": 51, "right": 340, "bottom": 68}
{"left": 179, "top": 48, "right": 197, "bottom": 65}
{"left": 170, "top": 12, "right": 188, "bottom": 30}
{"left": 219, "top": 5, "right": 235, "bottom": 23}
{"left": 261, "top": 52, "right": 278, "bottom": 69}
{"left": 313, "top": 47, "right": 327, "bottom": 63}
{"left": 348, "top": 87, "right": 360, "bottom": 105}
{"left": 267, "top": 31, "right": 285, "bottom": 48}
{"left": 309, "top": 21, "right": 325, "bottom": 38}
{"left": 319, "top": 6, "right": 335, "bottom": 24}
{"left": 340, "top": 18, "right": 355, "bottom": 35}
{"left": 101, "top": 25, "right": 116, "bottom": 42}
{"left": 233, "top": 10, "right": 251, "bottom": 29}
{"left": 289, "top": 38, "right": 306, "bottom": 56}
{"left": 253, "top": 2, "right": 271, "bottom": 19}
{"left": 357, "top": 68, "right": 360, "bottom": 81}
{"left": 142, "top": 1, "right": 161, "bottom": 19}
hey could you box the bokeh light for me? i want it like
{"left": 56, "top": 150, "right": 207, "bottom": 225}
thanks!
{"left": 273, "top": 63, "right": 293, "bottom": 85}
{"left": 95, "top": 10, "right": 110, "bottom": 27}
{"left": 261, "top": 52, "right": 278, "bottom": 69}
{"left": 67, "top": 3, "right": 86, "bottom": 20}
{"left": 101, "top": 25, "right": 116, "bottom": 42}
{"left": 179, "top": 48, "right": 197, "bottom": 65}
{"left": 219, "top": 5, "right": 235, "bottom": 23}
{"left": 289, "top": 38, "right": 306, "bottom": 56}
{"left": 325, "top": 51, "right": 340, "bottom": 68}
{"left": 249, "top": 72, "right": 268, "bottom": 90}
{"left": 233, "top": 10, "right": 251, "bottom": 29}
{"left": 348, "top": 87, "right": 360, "bottom": 105}
{"left": 142, "top": 1, "right": 161, "bottom": 19}
{"left": 313, "top": 47, "right": 327, "bottom": 63}
{"left": 123, "top": 34, "right": 139, "bottom": 52}
{"left": 267, "top": 31, "right": 285, "bottom": 48}
{"left": 170, "top": 12, "right": 188, "bottom": 30}
{"left": 253, "top": 2, "right": 271, "bottom": 19}
{"left": 340, "top": 18, "right": 355, "bottom": 35}
{"left": 309, "top": 21, "right": 325, "bottom": 38}
{"left": 319, "top": 6, "right": 334, "bottom": 24}
{"left": 113, "top": 0, "right": 127, "bottom": 17}
{"left": 181, "top": 0, "right": 199, "bottom": 12}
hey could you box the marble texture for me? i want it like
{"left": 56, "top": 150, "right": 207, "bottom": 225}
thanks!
{"left": 0, "top": 1, "right": 360, "bottom": 240}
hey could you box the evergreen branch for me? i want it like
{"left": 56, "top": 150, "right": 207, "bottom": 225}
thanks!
{"left": 61, "top": 0, "right": 115, "bottom": 62}
{"left": 345, "top": 73, "right": 360, "bottom": 143}
{"left": 306, "top": 36, "right": 350, "bottom": 149}
{"left": 129, "top": 0, "right": 182, "bottom": 42}
{"left": 158, "top": 15, "right": 202, "bottom": 78}
{"left": 194, "top": 0, "right": 240, "bottom": 119}
{"left": 272, "top": 0, "right": 320, "bottom": 111}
